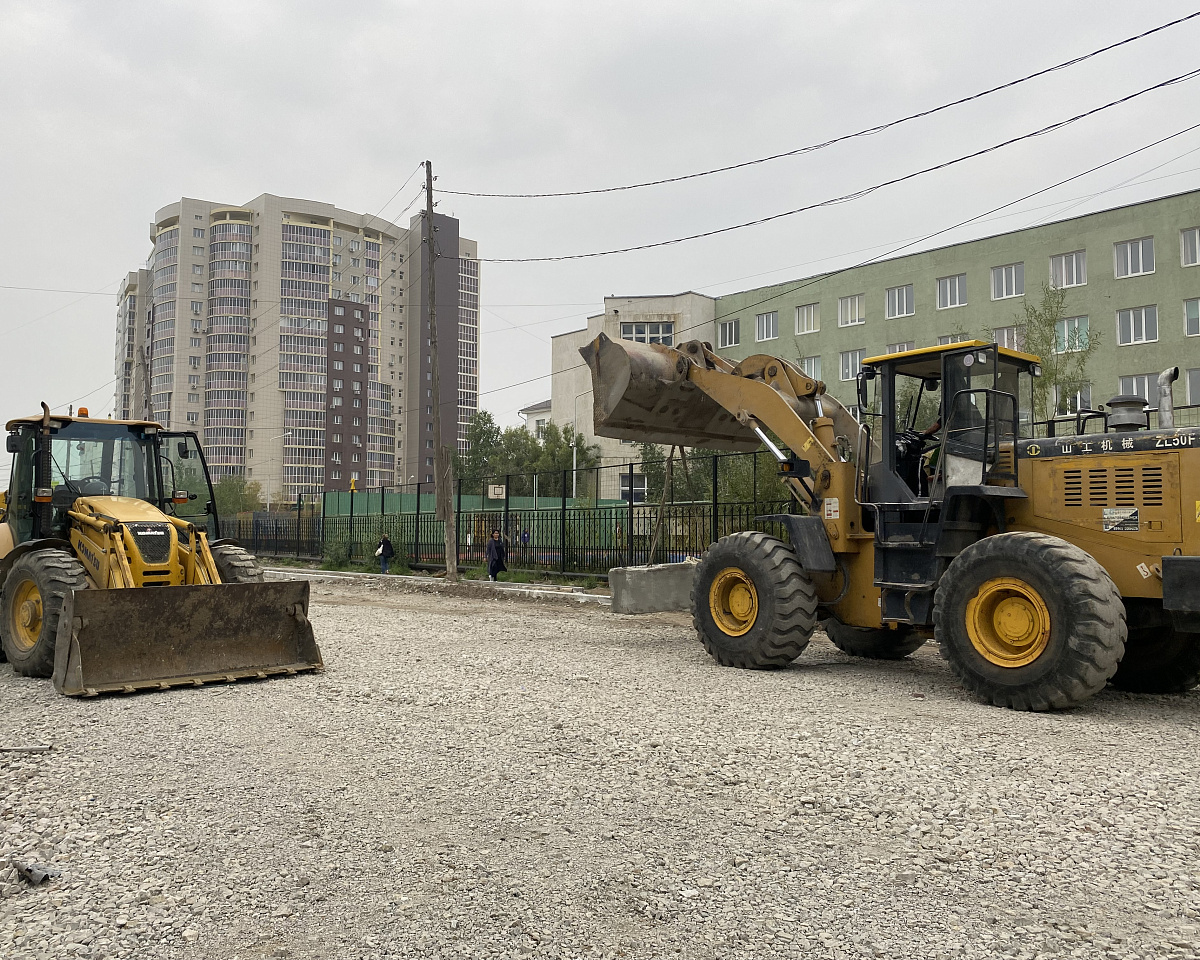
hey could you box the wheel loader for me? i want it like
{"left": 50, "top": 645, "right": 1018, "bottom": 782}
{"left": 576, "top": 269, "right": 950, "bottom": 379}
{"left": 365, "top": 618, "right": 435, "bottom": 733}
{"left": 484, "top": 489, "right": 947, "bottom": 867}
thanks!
{"left": 0, "top": 404, "right": 322, "bottom": 696}
{"left": 581, "top": 333, "right": 1200, "bottom": 710}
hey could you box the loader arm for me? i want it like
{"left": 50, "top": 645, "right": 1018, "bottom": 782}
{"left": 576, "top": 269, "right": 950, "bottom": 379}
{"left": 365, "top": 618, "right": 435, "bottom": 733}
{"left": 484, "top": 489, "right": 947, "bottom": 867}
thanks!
{"left": 580, "top": 333, "right": 868, "bottom": 551}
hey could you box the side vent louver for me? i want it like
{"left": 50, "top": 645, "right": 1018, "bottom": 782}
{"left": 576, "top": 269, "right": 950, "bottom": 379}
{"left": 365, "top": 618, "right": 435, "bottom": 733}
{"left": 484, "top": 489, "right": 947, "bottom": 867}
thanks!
{"left": 1064, "top": 468, "right": 1083, "bottom": 507}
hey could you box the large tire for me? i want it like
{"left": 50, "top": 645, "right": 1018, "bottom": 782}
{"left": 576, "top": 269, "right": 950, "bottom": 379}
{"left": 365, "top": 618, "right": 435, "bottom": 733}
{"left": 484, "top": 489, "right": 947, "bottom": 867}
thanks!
{"left": 691, "top": 531, "right": 818, "bottom": 669}
{"left": 823, "top": 618, "right": 926, "bottom": 660}
{"left": 933, "top": 532, "right": 1125, "bottom": 711}
{"left": 1110, "top": 600, "right": 1200, "bottom": 694}
{"left": 1, "top": 551, "right": 88, "bottom": 678}
{"left": 210, "top": 544, "right": 265, "bottom": 584}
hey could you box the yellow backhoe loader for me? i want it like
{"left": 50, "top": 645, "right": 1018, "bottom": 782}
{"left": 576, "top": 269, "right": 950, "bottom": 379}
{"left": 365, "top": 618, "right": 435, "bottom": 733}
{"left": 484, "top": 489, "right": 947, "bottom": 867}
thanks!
{"left": 0, "top": 405, "right": 322, "bottom": 696}
{"left": 582, "top": 333, "right": 1200, "bottom": 710}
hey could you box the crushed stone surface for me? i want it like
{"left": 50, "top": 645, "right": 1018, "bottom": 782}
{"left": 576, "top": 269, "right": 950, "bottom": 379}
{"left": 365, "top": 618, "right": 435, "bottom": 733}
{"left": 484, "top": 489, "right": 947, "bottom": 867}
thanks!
{"left": 3, "top": 579, "right": 1200, "bottom": 959}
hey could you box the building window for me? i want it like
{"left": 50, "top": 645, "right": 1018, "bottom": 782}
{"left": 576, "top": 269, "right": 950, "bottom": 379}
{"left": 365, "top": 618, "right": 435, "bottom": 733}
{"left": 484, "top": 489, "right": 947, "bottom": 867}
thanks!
{"left": 994, "top": 326, "right": 1022, "bottom": 350}
{"left": 798, "top": 355, "right": 821, "bottom": 380}
{"left": 885, "top": 285, "right": 914, "bottom": 319}
{"left": 1053, "top": 316, "right": 1089, "bottom": 353}
{"left": 991, "top": 263, "right": 1024, "bottom": 300}
{"left": 1049, "top": 250, "right": 1087, "bottom": 288}
{"left": 620, "top": 321, "right": 674, "bottom": 345}
{"left": 838, "top": 295, "right": 865, "bottom": 326}
{"left": 1117, "top": 305, "right": 1158, "bottom": 345}
{"left": 189, "top": 356, "right": 200, "bottom": 368}
{"left": 186, "top": 412, "right": 198, "bottom": 424}
{"left": 1187, "top": 298, "right": 1200, "bottom": 337}
{"left": 191, "top": 283, "right": 203, "bottom": 293}
{"left": 333, "top": 360, "right": 343, "bottom": 371}
{"left": 1055, "top": 383, "right": 1092, "bottom": 416}
{"left": 795, "top": 302, "right": 820, "bottom": 334}
{"left": 192, "top": 264, "right": 203, "bottom": 275}
{"left": 191, "top": 301, "right": 203, "bottom": 315}
{"left": 333, "top": 342, "right": 344, "bottom": 353}
{"left": 333, "top": 379, "right": 343, "bottom": 390}
{"left": 193, "top": 228, "right": 204, "bottom": 238}
{"left": 190, "top": 337, "right": 202, "bottom": 348}
{"left": 886, "top": 341, "right": 914, "bottom": 354}
{"left": 1187, "top": 368, "right": 1200, "bottom": 404}
{"left": 937, "top": 333, "right": 972, "bottom": 345}
{"left": 1114, "top": 237, "right": 1154, "bottom": 278}
{"left": 755, "top": 311, "right": 778, "bottom": 341}
{"left": 936, "top": 274, "right": 967, "bottom": 309}
{"left": 840, "top": 348, "right": 864, "bottom": 382}
{"left": 718, "top": 318, "right": 740, "bottom": 348}
{"left": 192, "top": 246, "right": 204, "bottom": 256}
{"left": 1183, "top": 228, "right": 1200, "bottom": 267}
{"left": 1119, "top": 374, "right": 1153, "bottom": 400}
{"left": 620, "top": 473, "right": 647, "bottom": 504}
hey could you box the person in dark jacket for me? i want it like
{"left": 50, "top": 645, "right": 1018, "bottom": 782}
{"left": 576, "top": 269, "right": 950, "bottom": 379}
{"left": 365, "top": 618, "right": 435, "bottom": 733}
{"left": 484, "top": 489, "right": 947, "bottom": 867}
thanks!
{"left": 377, "top": 534, "right": 396, "bottom": 574}
{"left": 484, "top": 529, "right": 507, "bottom": 582}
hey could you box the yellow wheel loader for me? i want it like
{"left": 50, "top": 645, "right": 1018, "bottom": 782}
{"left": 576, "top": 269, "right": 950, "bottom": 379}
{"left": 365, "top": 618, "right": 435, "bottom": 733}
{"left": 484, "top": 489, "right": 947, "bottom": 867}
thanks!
{"left": 0, "top": 404, "right": 322, "bottom": 696}
{"left": 581, "top": 334, "right": 1200, "bottom": 711}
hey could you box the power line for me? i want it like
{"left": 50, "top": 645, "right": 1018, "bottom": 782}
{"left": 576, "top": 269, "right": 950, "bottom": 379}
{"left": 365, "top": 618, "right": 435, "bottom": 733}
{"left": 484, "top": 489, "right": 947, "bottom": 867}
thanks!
{"left": 478, "top": 68, "right": 1200, "bottom": 263}
{"left": 469, "top": 117, "right": 1200, "bottom": 401}
{"left": 439, "top": 11, "right": 1200, "bottom": 200}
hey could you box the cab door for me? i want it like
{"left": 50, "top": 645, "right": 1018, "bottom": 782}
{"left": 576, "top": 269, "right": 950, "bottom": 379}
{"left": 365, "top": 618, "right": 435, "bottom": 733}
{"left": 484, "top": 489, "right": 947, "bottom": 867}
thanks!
{"left": 158, "top": 432, "right": 221, "bottom": 538}
{"left": 3, "top": 427, "right": 36, "bottom": 547}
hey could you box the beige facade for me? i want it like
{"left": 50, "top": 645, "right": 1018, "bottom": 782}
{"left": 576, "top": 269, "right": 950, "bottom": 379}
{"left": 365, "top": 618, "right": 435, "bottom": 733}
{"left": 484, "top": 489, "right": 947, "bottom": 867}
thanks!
{"left": 119, "top": 195, "right": 478, "bottom": 503}
{"left": 550, "top": 293, "right": 715, "bottom": 467}
{"left": 114, "top": 269, "right": 151, "bottom": 421}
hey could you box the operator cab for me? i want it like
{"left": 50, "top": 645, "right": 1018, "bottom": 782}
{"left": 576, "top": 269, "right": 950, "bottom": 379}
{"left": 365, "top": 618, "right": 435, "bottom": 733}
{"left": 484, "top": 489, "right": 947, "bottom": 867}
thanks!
{"left": 857, "top": 340, "right": 1040, "bottom": 505}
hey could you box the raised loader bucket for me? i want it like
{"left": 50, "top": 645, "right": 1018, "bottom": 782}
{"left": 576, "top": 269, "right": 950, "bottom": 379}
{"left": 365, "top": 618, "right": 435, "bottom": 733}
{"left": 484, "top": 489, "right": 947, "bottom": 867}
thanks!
{"left": 579, "top": 333, "right": 758, "bottom": 450}
{"left": 51, "top": 581, "right": 323, "bottom": 697}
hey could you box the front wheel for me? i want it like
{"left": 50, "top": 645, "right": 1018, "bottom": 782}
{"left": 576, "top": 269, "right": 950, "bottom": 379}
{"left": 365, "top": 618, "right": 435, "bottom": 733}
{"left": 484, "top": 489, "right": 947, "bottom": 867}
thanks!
{"left": 1, "top": 551, "right": 89, "bottom": 677}
{"left": 210, "top": 544, "right": 265, "bottom": 584}
{"left": 691, "top": 531, "right": 818, "bottom": 669}
{"left": 933, "top": 532, "right": 1125, "bottom": 711}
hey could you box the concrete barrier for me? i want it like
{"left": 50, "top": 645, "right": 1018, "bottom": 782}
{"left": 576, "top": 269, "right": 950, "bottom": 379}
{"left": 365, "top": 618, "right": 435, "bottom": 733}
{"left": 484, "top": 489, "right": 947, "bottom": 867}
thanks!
{"left": 609, "top": 560, "right": 698, "bottom": 615}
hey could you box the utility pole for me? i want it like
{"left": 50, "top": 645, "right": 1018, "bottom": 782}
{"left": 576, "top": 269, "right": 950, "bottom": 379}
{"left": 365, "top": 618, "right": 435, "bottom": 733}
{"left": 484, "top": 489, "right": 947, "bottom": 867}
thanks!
{"left": 425, "top": 159, "right": 458, "bottom": 581}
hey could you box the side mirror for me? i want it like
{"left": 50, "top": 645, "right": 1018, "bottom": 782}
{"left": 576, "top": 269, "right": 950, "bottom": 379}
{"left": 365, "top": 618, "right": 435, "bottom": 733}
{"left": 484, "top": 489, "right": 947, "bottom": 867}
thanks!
{"left": 856, "top": 369, "right": 875, "bottom": 410}
{"left": 177, "top": 442, "right": 191, "bottom": 459}
{"left": 6, "top": 433, "right": 19, "bottom": 454}
{"left": 923, "top": 378, "right": 940, "bottom": 392}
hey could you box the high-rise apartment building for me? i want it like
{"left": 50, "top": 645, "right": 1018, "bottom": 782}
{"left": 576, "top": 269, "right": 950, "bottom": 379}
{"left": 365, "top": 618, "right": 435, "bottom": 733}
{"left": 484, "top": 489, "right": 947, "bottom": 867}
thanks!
{"left": 117, "top": 195, "right": 479, "bottom": 500}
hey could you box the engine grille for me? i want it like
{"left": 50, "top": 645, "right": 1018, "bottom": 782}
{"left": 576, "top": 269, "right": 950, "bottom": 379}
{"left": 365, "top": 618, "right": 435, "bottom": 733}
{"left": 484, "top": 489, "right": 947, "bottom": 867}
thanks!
{"left": 1061, "top": 463, "right": 1165, "bottom": 508}
{"left": 125, "top": 521, "right": 174, "bottom": 565}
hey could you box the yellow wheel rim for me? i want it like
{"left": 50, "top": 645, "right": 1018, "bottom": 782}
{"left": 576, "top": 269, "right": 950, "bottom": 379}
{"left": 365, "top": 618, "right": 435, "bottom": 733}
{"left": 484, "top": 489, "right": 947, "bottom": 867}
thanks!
{"left": 709, "top": 567, "right": 759, "bottom": 637}
{"left": 9, "top": 578, "right": 43, "bottom": 653}
{"left": 965, "top": 577, "right": 1051, "bottom": 667}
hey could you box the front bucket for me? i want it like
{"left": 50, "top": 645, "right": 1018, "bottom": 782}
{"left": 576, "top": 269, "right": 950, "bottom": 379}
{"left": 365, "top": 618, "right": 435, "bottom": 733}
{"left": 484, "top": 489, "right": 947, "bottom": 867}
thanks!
{"left": 579, "top": 333, "right": 758, "bottom": 450}
{"left": 51, "top": 581, "right": 323, "bottom": 697}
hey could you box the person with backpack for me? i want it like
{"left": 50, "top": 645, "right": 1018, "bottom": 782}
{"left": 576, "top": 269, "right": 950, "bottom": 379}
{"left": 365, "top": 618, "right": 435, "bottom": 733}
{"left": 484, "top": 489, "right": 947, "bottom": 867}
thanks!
{"left": 376, "top": 534, "right": 396, "bottom": 574}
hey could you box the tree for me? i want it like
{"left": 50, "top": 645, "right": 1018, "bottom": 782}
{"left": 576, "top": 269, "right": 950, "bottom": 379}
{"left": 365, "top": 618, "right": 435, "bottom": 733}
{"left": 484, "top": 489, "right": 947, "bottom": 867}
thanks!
{"left": 454, "top": 411, "right": 502, "bottom": 480}
{"left": 452, "top": 412, "right": 601, "bottom": 488}
{"left": 213, "top": 474, "right": 263, "bottom": 515}
{"left": 1011, "top": 282, "right": 1101, "bottom": 420}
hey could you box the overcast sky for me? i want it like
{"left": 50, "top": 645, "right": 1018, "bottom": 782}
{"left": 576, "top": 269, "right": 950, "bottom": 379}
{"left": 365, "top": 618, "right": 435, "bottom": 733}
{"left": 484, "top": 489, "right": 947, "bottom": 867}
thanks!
{"left": 2, "top": 0, "right": 1199, "bottom": 426}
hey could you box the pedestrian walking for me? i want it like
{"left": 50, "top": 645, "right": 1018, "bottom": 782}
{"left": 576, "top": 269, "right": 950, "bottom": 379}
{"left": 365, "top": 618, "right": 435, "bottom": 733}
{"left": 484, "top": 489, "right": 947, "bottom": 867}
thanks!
{"left": 376, "top": 533, "right": 395, "bottom": 574}
{"left": 484, "top": 529, "right": 507, "bottom": 582}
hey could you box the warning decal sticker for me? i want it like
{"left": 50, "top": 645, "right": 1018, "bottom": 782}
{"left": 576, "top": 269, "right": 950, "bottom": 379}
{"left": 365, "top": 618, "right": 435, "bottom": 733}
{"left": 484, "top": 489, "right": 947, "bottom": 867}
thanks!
{"left": 1102, "top": 507, "right": 1139, "bottom": 532}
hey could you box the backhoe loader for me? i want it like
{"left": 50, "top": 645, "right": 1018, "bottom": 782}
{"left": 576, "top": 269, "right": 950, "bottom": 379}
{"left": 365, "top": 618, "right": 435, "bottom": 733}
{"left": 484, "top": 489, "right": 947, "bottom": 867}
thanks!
{"left": 581, "top": 333, "right": 1200, "bottom": 711}
{"left": 0, "top": 404, "right": 322, "bottom": 696}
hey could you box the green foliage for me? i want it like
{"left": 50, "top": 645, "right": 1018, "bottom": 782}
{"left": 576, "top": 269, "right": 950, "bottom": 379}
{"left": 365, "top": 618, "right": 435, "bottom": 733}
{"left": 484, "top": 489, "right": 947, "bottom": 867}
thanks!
{"left": 1011, "top": 282, "right": 1102, "bottom": 420}
{"left": 213, "top": 474, "right": 263, "bottom": 515}
{"left": 453, "top": 412, "right": 601, "bottom": 486}
{"left": 637, "top": 443, "right": 789, "bottom": 506}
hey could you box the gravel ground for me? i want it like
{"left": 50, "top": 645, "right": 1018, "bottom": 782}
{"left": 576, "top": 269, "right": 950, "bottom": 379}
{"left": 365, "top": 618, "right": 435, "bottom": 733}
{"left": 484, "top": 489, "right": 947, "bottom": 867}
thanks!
{"left": 3, "top": 578, "right": 1200, "bottom": 960}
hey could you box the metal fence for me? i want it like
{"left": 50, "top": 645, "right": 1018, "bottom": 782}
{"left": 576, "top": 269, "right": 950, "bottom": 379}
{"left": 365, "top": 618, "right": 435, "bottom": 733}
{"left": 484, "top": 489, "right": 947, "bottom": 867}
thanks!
{"left": 219, "top": 449, "right": 794, "bottom": 577}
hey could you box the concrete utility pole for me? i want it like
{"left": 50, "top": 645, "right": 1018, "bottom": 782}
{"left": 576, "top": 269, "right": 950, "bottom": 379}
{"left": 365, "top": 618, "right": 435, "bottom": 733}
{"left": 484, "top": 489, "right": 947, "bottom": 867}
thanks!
{"left": 425, "top": 160, "right": 458, "bottom": 581}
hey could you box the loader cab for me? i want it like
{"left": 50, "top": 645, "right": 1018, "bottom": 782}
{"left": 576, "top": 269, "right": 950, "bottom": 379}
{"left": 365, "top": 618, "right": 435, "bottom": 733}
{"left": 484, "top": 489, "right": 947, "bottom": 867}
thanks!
{"left": 858, "top": 340, "right": 1038, "bottom": 505}
{"left": 3, "top": 416, "right": 221, "bottom": 545}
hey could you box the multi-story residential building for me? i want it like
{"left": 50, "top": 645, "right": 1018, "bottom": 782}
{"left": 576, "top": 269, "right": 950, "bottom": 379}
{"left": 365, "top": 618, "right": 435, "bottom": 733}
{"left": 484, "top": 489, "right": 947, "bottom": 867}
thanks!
{"left": 117, "top": 195, "right": 478, "bottom": 500}
{"left": 549, "top": 188, "right": 1200, "bottom": 456}
{"left": 114, "top": 269, "right": 151, "bottom": 421}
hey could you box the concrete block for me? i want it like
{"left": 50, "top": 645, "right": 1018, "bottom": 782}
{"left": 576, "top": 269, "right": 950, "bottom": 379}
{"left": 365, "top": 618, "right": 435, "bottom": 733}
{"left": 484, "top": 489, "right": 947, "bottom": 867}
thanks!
{"left": 609, "top": 560, "right": 698, "bottom": 615}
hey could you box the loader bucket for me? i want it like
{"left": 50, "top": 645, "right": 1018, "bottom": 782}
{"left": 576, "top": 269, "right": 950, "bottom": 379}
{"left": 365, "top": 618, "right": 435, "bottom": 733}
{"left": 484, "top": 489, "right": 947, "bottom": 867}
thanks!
{"left": 51, "top": 581, "right": 323, "bottom": 697}
{"left": 579, "top": 333, "right": 759, "bottom": 450}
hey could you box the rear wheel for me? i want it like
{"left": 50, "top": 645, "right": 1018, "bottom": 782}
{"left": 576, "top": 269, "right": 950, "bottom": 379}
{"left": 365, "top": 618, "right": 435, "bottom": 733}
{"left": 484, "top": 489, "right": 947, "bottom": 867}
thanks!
{"left": 1110, "top": 600, "right": 1200, "bottom": 693}
{"left": 210, "top": 544, "right": 265, "bottom": 584}
{"left": 933, "top": 532, "right": 1124, "bottom": 711}
{"left": 691, "top": 531, "right": 818, "bottom": 669}
{"left": 823, "top": 619, "right": 926, "bottom": 660}
{"left": 1, "top": 551, "right": 88, "bottom": 677}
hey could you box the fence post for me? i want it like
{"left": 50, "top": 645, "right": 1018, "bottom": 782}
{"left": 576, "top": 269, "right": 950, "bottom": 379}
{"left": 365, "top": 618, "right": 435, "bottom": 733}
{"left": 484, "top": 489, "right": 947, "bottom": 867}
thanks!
{"left": 414, "top": 481, "right": 421, "bottom": 566}
{"left": 503, "top": 475, "right": 510, "bottom": 543}
{"left": 349, "top": 487, "right": 355, "bottom": 561}
{"left": 455, "top": 478, "right": 462, "bottom": 569}
{"left": 295, "top": 491, "right": 302, "bottom": 558}
{"left": 321, "top": 490, "right": 327, "bottom": 559}
{"left": 627, "top": 462, "right": 635, "bottom": 566}
{"left": 711, "top": 454, "right": 719, "bottom": 545}
{"left": 560, "top": 469, "right": 568, "bottom": 575}
{"left": 753, "top": 450, "right": 758, "bottom": 508}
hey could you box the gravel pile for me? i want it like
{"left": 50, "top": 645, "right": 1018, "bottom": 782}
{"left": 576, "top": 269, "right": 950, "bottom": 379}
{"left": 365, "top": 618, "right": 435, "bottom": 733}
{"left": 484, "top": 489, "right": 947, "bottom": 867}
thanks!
{"left": 3, "top": 578, "right": 1200, "bottom": 959}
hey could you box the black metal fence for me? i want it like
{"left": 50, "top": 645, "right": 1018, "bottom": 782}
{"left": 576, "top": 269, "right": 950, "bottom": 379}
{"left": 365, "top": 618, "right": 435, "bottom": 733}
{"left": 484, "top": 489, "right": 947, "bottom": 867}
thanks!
{"left": 219, "top": 450, "right": 794, "bottom": 577}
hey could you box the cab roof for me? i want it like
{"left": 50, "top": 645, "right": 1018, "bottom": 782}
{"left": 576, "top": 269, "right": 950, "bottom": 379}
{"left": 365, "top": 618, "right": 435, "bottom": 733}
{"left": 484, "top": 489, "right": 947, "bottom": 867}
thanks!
{"left": 863, "top": 339, "right": 1040, "bottom": 380}
{"left": 5, "top": 413, "right": 165, "bottom": 432}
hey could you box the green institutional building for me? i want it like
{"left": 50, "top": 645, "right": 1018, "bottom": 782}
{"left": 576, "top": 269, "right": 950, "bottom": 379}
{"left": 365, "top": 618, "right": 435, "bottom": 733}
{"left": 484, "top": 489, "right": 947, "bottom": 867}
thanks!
{"left": 709, "top": 187, "right": 1200, "bottom": 416}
